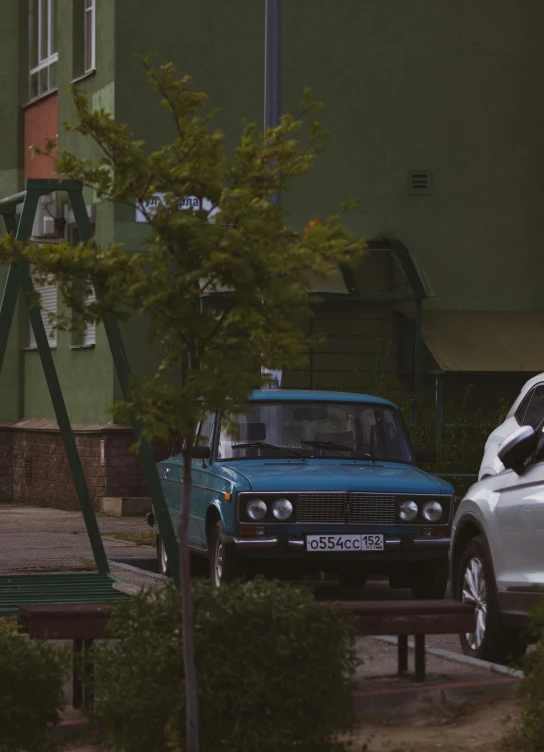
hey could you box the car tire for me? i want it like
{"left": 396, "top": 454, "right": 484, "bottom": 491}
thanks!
{"left": 455, "top": 535, "right": 526, "bottom": 664}
{"left": 210, "top": 521, "right": 247, "bottom": 586}
{"left": 339, "top": 569, "right": 368, "bottom": 589}
{"left": 410, "top": 554, "right": 449, "bottom": 600}
{"left": 157, "top": 535, "right": 215, "bottom": 580}
{"left": 157, "top": 535, "right": 171, "bottom": 577}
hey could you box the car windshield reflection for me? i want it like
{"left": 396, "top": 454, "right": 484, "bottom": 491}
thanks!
{"left": 217, "top": 401, "right": 413, "bottom": 463}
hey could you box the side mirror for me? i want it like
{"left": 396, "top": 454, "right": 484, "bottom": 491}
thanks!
{"left": 192, "top": 445, "right": 211, "bottom": 460}
{"left": 415, "top": 448, "right": 437, "bottom": 463}
{"left": 498, "top": 425, "right": 538, "bottom": 473}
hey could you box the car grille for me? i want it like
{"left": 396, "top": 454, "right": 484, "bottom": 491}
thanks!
{"left": 297, "top": 493, "right": 397, "bottom": 524}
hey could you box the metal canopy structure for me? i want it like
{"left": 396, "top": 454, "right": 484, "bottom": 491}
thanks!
{"left": 0, "top": 179, "right": 179, "bottom": 613}
{"left": 202, "top": 235, "right": 430, "bottom": 416}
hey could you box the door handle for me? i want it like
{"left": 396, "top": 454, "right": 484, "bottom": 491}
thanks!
{"left": 164, "top": 468, "right": 170, "bottom": 478}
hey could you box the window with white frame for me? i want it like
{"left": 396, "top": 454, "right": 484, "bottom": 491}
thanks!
{"left": 84, "top": 0, "right": 96, "bottom": 73}
{"left": 29, "top": 0, "right": 58, "bottom": 100}
{"left": 73, "top": 0, "right": 96, "bottom": 78}
{"left": 68, "top": 228, "right": 97, "bottom": 347}
{"left": 27, "top": 278, "right": 58, "bottom": 349}
{"left": 82, "top": 285, "right": 96, "bottom": 347}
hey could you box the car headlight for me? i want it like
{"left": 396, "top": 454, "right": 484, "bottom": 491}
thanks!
{"left": 398, "top": 500, "right": 418, "bottom": 521}
{"left": 272, "top": 498, "right": 293, "bottom": 520}
{"left": 422, "top": 500, "right": 443, "bottom": 522}
{"left": 247, "top": 499, "right": 267, "bottom": 521}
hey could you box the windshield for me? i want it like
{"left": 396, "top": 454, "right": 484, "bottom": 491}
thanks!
{"left": 216, "top": 401, "right": 413, "bottom": 463}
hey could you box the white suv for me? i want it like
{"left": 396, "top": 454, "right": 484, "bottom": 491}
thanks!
{"left": 452, "top": 424, "right": 544, "bottom": 663}
{"left": 479, "top": 373, "right": 544, "bottom": 480}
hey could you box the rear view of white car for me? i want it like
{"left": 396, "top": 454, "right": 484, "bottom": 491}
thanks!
{"left": 479, "top": 373, "right": 544, "bottom": 480}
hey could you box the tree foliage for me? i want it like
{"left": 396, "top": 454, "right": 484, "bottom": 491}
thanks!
{"left": 0, "top": 58, "right": 366, "bottom": 444}
{"left": 0, "top": 58, "right": 366, "bottom": 752}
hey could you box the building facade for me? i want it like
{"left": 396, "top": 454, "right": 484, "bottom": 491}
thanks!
{"left": 0, "top": 0, "right": 543, "bottom": 507}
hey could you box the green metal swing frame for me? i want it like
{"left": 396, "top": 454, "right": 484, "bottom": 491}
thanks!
{"left": 0, "top": 179, "right": 179, "bottom": 614}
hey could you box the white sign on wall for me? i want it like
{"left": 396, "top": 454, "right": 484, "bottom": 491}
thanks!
{"left": 261, "top": 368, "right": 282, "bottom": 389}
{"left": 135, "top": 194, "right": 219, "bottom": 223}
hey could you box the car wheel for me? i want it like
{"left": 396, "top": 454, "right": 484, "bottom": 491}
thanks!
{"left": 157, "top": 535, "right": 171, "bottom": 577}
{"left": 410, "top": 554, "right": 449, "bottom": 600}
{"left": 210, "top": 521, "right": 246, "bottom": 587}
{"left": 339, "top": 569, "right": 368, "bottom": 589}
{"left": 456, "top": 535, "right": 526, "bottom": 664}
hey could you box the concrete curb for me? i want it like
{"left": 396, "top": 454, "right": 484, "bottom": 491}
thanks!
{"left": 375, "top": 635, "right": 524, "bottom": 678}
{"left": 354, "top": 675, "right": 521, "bottom": 719}
{"left": 108, "top": 558, "right": 168, "bottom": 581}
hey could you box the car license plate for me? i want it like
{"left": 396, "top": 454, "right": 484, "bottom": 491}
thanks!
{"left": 306, "top": 534, "right": 384, "bottom": 552}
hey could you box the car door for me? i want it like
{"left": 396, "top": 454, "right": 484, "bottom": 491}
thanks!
{"left": 187, "top": 411, "right": 217, "bottom": 547}
{"left": 158, "top": 441, "right": 183, "bottom": 537}
{"left": 494, "top": 450, "right": 544, "bottom": 601}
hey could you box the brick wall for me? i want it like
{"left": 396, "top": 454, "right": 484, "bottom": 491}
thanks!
{"left": 3, "top": 424, "right": 171, "bottom": 511}
{"left": 0, "top": 428, "right": 13, "bottom": 503}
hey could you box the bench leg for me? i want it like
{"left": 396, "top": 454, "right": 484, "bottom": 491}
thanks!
{"left": 397, "top": 634, "right": 408, "bottom": 675}
{"left": 83, "top": 639, "right": 95, "bottom": 711}
{"left": 414, "top": 634, "right": 426, "bottom": 682}
{"left": 73, "top": 639, "right": 83, "bottom": 710}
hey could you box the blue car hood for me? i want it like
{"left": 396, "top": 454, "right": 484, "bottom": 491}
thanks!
{"left": 223, "top": 460, "right": 449, "bottom": 495}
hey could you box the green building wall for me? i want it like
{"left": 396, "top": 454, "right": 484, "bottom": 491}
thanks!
{"left": 2, "top": 0, "right": 544, "bottom": 426}
{"left": 21, "top": 0, "right": 118, "bottom": 425}
{"left": 0, "top": 1, "right": 27, "bottom": 422}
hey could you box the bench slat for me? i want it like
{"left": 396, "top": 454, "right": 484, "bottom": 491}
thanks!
{"left": 331, "top": 599, "right": 473, "bottom": 617}
{"left": 352, "top": 613, "right": 475, "bottom": 636}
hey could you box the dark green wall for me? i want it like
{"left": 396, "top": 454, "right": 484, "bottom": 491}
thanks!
{"left": 0, "top": 1, "right": 27, "bottom": 422}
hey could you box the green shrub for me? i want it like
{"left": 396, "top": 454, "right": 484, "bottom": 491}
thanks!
{"left": 92, "top": 580, "right": 357, "bottom": 752}
{"left": 520, "top": 595, "right": 544, "bottom": 750}
{"left": 0, "top": 620, "right": 68, "bottom": 752}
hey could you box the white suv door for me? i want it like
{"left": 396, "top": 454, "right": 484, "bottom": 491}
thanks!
{"left": 494, "top": 453, "right": 544, "bottom": 614}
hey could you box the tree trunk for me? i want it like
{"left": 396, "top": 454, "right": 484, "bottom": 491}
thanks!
{"left": 180, "top": 437, "right": 199, "bottom": 752}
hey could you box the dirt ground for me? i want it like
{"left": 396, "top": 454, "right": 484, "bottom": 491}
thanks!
{"left": 350, "top": 697, "right": 522, "bottom": 752}
{"left": 63, "top": 698, "right": 523, "bottom": 752}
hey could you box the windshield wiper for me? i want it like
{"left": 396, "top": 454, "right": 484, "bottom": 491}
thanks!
{"left": 300, "top": 440, "right": 374, "bottom": 462}
{"left": 231, "top": 442, "right": 305, "bottom": 460}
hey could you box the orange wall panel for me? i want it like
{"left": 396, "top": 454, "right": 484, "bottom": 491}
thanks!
{"left": 24, "top": 94, "right": 58, "bottom": 179}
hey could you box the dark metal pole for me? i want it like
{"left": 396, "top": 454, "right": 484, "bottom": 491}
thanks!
{"left": 264, "top": 0, "right": 282, "bottom": 205}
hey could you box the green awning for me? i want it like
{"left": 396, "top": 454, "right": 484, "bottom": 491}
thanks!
{"left": 423, "top": 311, "right": 544, "bottom": 372}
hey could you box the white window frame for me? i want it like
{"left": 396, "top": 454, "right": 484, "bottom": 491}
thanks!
{"left": 84, "top": 0, "right": 96, "bottom": 73}
{"left": 27, "top": 277, "right": 58, "bottom": 349}
{"left": 29, "top": 0, "right": 58, "bottom": 100}
{"left": 82, "top": 285, "right": 97, "bottom": 347}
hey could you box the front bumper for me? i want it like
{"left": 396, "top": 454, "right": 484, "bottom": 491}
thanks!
{"left": 231, "top": 534, "right": 450, "bottom": 557}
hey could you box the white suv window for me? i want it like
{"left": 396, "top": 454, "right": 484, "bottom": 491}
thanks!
{"left": 517, "top": 385, "right": 544, "bottom": 428}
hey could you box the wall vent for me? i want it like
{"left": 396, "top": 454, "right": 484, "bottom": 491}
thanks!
{"left": 24, "top": 458, "right": 32, "bottom": 482}
{"left": 407, "top": 170, "right": 433, "bottom": 195}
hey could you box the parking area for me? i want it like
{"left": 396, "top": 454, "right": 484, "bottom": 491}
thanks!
{"left": 0, "top": 502, "right": 468, "bottom": 653}
{"left": 0, "top": 504, "right": 154, "bottom": 573}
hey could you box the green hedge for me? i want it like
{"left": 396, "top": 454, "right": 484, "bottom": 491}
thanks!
{"left": 92, "top": 580, "right": 358, "bottom": 752}
{"left": 521, "top": 598, "right": 544, "bottom": 750}
{"left": 0, "top": 619, "right": 68, "bottom": 752}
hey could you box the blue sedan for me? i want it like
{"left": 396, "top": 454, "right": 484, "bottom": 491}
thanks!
{"left": 150, "top": 390, "right": 453, "bottom": 597}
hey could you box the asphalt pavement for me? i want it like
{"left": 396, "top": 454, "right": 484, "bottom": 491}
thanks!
{"left": 0, "top": 503, "right": 154, "bottom": 572}
{"left": 1, "top": 502, "right": 458, "bottom": 654}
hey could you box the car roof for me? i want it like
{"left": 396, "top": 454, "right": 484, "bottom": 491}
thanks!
{"left": 520, "top": 373, "right": 544, "bottom": 392}
{"left": 248, "top": 389, "right": 397, "bottom": 408}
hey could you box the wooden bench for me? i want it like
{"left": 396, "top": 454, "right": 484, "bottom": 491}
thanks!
{"left": 18, "top": 604, "right": 115, "bottom": 710}
{"left": 18, "top": 598, "right": 475, "bottom": 710}
{"left": 331, "top": 600, "right": 476, "bottom": 682}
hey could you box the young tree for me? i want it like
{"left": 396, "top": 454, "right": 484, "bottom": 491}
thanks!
{"left": 0, "top": 59, "right": 366, "bottom": 751}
